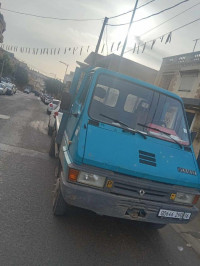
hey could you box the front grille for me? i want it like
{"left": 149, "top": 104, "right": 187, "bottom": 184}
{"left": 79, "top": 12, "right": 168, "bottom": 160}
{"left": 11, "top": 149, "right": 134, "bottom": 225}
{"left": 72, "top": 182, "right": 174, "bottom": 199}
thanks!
{"left": 110, "top": 180, "right": 169, "bottom": 203}
{"left": 139, "top": 150, "right": 156, "bottom": 167}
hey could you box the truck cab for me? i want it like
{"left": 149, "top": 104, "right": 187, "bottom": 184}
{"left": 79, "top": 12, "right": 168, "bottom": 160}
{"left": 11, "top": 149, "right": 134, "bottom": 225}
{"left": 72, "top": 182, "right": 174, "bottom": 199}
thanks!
{"left": 53, "top": 67, "right": 200, "bottom": 227}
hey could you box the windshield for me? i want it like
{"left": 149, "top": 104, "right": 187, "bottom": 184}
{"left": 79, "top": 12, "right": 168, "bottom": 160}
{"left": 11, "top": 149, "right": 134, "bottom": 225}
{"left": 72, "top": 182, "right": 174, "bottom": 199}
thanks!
{"left": 53, "top": 100, "right": 60, "bottom": 105}
{"left": 89, "top": 74, "right": 190, "bottom": 146}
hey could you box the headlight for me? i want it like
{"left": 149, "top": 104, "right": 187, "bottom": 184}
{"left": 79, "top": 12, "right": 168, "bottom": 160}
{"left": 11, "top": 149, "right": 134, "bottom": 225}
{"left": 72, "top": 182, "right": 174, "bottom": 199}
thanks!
{"left": 174, "top": 192, "right": 195, "bottom": 204}
{"left": 77, "top": 171, "right": 106, "bottom": 188}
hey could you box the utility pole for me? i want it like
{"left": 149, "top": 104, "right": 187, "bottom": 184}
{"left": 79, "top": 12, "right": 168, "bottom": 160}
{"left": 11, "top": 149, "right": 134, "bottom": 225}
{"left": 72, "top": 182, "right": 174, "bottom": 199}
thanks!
{"left": 121, "top": 0, "right": 139, "bottom": 57}
{"left": 59, "top": 61, "right": 69, "bottom": 83}
{"left": 92, "top": 17, "right": 109, "bottom": 65}
{"left": 193, "top": 38, "right": 200, "bottom": 52}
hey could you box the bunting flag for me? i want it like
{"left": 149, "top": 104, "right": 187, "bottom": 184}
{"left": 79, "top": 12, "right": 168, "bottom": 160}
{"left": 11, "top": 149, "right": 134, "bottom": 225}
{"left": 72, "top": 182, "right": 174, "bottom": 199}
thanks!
{"left": 165, "top": 32, "right": 172, "bottom": 44}
{"left": 117, "top": 41, "right": 121, "bottom": 51}
{"left": 160, "top": 35, "right": 164, "bottom": 42}
{"left": 111, "top": 42, "right": 114, "bottom": 52}
{"left": 132, "top": 43, "right": 136, "bottom": 53}
{"left": 80, "top": 47, "right": 83, "bottom": 55}
{"left": 151, "top": 40, "right": 156, "bottom": 49}
{"left": 101, "top": 44, "right": 105, "bottom": 53}
{"left": 142, "top": 43, "right": 146, "bottom": 53}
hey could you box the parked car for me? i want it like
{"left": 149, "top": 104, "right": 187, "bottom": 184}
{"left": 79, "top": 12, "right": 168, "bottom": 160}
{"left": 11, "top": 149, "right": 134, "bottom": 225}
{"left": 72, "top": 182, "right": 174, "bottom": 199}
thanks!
{"left": 6, "top": 85, "right": 14, "bottom": 95}
{"left": 12, "top": 85, "right": 17, "bottom": 94}
{"left": 1, "top": 77, "right": 11, "bottom": 83}
{"left": 24, "top": 87, "right": 31, "bottom": 94}
{"left": 47, "top": 99, "right": 61, "bottom": 114}
{"left": 1, "top": 83, "right": 15, "bottom": 96}
{"left": 34, "top": 90, "right": 40, "bottom": 97}
{"left": 0, "top": 83, "right": 7, "bottom": 95}
{"left": 44, "top": 95, "right": 53, "bottom": 105}
{"left": 48, "top": 106, "right": 63, "bottom": 136}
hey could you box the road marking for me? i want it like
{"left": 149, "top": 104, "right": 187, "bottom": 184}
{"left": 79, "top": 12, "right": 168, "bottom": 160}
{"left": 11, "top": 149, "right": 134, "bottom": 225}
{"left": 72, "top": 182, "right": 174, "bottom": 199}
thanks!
{"left": 0, "top": 114, "right": 10, "bottom": 120}
{"left": 0, "top": 143, "right": 49, "bottom": 160}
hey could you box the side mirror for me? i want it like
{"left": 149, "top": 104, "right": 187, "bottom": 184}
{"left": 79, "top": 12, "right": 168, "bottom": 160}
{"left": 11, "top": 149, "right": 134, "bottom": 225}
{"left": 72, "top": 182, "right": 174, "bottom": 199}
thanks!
{"left": 94, "top": 86, "right": 106, "bottom": 99}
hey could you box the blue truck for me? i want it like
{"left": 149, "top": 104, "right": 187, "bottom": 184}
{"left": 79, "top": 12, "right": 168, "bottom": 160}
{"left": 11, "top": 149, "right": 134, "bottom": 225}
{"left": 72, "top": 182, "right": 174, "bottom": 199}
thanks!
{"left": 51, "top": 66, "right": 200, "bottom": 228}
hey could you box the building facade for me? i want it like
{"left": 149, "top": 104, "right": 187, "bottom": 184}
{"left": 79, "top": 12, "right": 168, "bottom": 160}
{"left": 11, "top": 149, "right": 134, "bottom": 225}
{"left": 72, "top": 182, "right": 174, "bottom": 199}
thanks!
{"left": 155, "top": 51, "right": 200, "bottom": 157}
{"left": 84, "top": 52, "right": 158, "bottom": 84}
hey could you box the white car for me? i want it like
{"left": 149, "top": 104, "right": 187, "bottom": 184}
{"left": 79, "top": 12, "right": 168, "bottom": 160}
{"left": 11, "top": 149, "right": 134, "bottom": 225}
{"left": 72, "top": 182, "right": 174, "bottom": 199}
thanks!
{"left": 47, "top": 99, "right": 61, "bottom": 114}
{"left": 0, "top": 83, "right": 7, "bottom": 95}
{"left": 48, "top": 105, "right": 63, "bottom": 136}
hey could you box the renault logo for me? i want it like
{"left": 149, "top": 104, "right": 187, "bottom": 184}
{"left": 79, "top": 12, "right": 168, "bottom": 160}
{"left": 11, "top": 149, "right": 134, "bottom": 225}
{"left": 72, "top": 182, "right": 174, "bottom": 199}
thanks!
{"left": 139, "top": 189, "right": 145, "bottom": 196}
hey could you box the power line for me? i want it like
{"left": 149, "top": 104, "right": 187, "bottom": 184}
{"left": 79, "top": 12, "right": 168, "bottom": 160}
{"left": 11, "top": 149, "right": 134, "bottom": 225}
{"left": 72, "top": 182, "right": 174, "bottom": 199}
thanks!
{"left": 140, "top": 1, "right": 200, "bottom": 37}
{"left": 109, "top": 0, "right": 156, "bottom": 19}
{"left": 137, "top": 0, "right": 156, "bottom": 9}
{"left": 125, "top": 16, "right": 200, "bottom": 54}
{"left": 1, "top": 7, "right": 104, "bottom": 21}
{"left": 107, "top": 0, "right": 189, "bottom": 26}
{"left": 0, "top": 1, "right": 160, "bottom": 23}
{"left": 107, "top": 1, "right": 199, "bottom": 54}
{"left": 0, "top": 4, "right": 156, "bottom": 22}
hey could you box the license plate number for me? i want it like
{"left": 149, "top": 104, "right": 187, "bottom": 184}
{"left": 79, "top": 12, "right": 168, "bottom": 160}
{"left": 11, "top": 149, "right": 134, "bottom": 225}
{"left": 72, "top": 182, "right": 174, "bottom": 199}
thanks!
{"left": 158, "top": 209, "right": 191, "bottom": 220}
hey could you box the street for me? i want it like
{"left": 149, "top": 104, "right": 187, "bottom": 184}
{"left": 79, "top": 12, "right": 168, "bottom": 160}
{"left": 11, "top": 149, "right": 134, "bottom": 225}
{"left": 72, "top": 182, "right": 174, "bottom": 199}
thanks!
{"left": 0, "top": 92, "right": 200, "bottom": 266}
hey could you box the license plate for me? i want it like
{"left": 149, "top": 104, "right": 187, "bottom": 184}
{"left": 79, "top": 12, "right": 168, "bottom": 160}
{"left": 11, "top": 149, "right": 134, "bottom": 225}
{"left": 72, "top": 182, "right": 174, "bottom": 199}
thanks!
{"left": 158, "top": 209, "right": 191, "bottom": 220}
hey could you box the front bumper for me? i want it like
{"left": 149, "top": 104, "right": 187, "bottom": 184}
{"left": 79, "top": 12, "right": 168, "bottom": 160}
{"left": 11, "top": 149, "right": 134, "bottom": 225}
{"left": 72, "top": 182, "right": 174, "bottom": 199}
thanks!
{"left": 60, "top": 178, "right": 198, "bottom": 225}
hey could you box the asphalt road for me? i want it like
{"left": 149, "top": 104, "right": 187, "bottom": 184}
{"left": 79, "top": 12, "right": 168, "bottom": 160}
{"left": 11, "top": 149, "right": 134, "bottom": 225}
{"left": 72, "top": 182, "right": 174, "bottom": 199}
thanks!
{"left": 0, "top": 91, "right": 200, "bottom": 266}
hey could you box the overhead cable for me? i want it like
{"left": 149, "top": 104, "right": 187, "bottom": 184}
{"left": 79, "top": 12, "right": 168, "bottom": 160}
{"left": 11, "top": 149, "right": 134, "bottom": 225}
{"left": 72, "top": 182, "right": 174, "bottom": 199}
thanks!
{"left": 107, "top": 0, "right": 189, "bottom": 26}
{"left": 0, "top": 7, "right": 104, "bottom": 21}
{"left": 140, "top": 1, "right": 200, "bottom": 37}
{"left": 137, "top": 0, "right": 156, "bottom": 9}
{"left": 108, "top": 0, "right": 157, "bottom": 19}
{"left": 125, "top": 16, "right": 200, "bottom": 54}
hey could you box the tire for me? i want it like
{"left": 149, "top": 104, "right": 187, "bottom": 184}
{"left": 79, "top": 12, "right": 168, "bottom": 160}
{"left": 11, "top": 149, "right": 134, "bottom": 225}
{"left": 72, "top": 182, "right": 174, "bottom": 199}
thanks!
{"left": 49, "top": 131, "right": 56, "bottom": 157}
{"left": 48, "top": 126, "right": 53, "bottom": 136}
{"left": 47, "top": 110, "right": 51, "bottom": 115}
{"left": 55, "top": 160, "right": 61, "bottom": 179}
{"left": 53, "top": 178, "right": 67, "bottom": 216}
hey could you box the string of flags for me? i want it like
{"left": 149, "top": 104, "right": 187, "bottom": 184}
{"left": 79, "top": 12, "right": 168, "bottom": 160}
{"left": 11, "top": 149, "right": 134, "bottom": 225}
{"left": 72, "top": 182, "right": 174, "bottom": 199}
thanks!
{"left": 0, "top": 31, "right": 172, "bottom": 57}
{"left": 0, "top": 44, "right": 92, "bottom": 56}
{"left": 102, "top": 31, "right": 172, "bottom": 55}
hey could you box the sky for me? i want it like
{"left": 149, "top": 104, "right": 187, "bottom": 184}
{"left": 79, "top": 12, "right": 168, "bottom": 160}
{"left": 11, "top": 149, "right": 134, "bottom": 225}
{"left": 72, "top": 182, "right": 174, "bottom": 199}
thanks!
{"left": 1, "top": 0, "right": 200, "bottom": 80}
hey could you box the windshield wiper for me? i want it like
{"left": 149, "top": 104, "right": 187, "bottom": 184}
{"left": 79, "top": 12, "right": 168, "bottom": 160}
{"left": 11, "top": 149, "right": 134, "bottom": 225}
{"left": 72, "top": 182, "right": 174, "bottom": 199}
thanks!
{"left": 138, "top": 123, "right": 182, "bottom": 148}
{"left": 99, "top": 114, "right": 147, "bottom": 139}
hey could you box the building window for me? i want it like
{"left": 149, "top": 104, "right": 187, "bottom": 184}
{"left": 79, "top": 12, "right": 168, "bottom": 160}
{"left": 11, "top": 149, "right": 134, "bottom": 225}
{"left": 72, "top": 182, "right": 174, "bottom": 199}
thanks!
{"left": 179, "top": 72, "right": 198, "bottom": 92}
{"left": 159, "top": 73, "right": 174, "bottom": 90}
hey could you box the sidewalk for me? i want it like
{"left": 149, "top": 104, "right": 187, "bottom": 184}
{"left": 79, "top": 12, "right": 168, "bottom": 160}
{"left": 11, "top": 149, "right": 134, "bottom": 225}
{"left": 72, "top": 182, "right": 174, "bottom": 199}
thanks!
{"left": 172, "top": 201, "right": 200, "bottom": 256}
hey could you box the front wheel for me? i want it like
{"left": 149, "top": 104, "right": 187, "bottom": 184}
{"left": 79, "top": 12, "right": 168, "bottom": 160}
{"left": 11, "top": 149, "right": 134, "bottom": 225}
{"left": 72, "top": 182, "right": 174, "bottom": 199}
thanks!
{"left": 53, "top": 178, "right": 67, "bottom": 216}
{"left": 49, "top": 131, "right": 56, "bottom": 157}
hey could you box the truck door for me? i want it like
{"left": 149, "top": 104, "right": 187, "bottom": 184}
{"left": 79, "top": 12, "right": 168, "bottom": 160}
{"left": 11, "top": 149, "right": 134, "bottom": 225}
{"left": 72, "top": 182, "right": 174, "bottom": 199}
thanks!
{"left": 65, "top": 75, "right": 92, "bottom": 141}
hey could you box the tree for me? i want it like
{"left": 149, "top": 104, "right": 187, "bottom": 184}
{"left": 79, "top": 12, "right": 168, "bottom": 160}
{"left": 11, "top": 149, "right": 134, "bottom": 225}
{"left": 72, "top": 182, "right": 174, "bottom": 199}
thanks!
{"left": 45, "top": 78, "right": 65, "bottom": 98}
{"left": 15, "top": 65, "right": 28, "bottom": 87}
{"left": 0, "top": 54, "right": 15, "bottom": 77}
